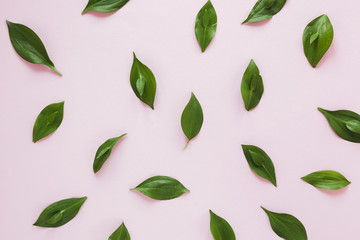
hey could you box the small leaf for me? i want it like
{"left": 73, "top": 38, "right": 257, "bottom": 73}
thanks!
{"left": 109, "top": 222, "right": 131, "bottom": 240}
{"left": 34, "top": 197, "right": 87, "bottom": 228}
{"left": 242, "top": 0, "right": 287, "bottom": 24}
{"left": 131, "top": 176, "right": 189, "bottom": 200}
{"left": 318, "top": 107, "right": 360, "bottom": 143}
{"left": 93, "top": 134, "right": 127, "bottom": 173}
{"left": 82, "top": 0, "right": 129, "bottom": 14}
{"left": 130, "top": 52, "right": 157, "bottom": 109}
{"left": 33, "top": 102, "right": 64, "bottom": 143}
{"left": 181, "top": 92, "right": 204, "bottom": 148}
{"left": 242, "top": 145, "right": 277, "bottom": 186}
{"left": 6, "top": 20, "right": 62, "bottom": 75}
{"left": 301, "top": 170, "right": 351, "bottom": 190}
{"left": 209, "top": 210, "right": 236, "bottom": 240}
{"left": 241, "top": 59, "right": 264, "bottom": 111}
{"left": 261, "top": 206, "right": 308, "bottom": 240}
{"left": 303, "top": 15, "right": 334, "bottom": 68}
{"left": 195, "top": 0, "right": 217, "bottom": 52}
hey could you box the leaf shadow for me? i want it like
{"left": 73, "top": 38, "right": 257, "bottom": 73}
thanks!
{"left": 242, "top": 18, "right": 271, "bottom": 27}
{"left": 82, "top": 10, "right": 117, "bottom": 18}
{"left": 18, "top": 57, "right": 60, "bottom": 77}
{"left": 318, "top": 186, "right": 349, "bottom": 196}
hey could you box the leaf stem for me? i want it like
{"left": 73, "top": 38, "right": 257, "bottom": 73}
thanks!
{"left": 184, "top": 140, "right": 190, "bottom": 149}
{"left": 49, "top": 65, "right": 62, "bottom": 76}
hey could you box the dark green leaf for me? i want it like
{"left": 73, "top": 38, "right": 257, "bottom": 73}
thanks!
{"left": 241, "top": 59, "right": 264, "bottom": 111}
{"left": 131, "top": 176, "right": 189, "bottom": 200}
{"left": 242, "top": 145, "right": 277, "bottom": 186}
{"left": 6, "top": 20, "right": 62, "bottom": 75}
{"left": 303, "top": 15, "right": 333, "bottom": 68}
{"left": 34, "top": 197, "right": 87, "bottom": 228}
{"left": 130, "top": 52, "right": 156, "bottom": 109}
{"left": 318, "top": 107, "right": 360, "bottom": 143}
{"left": 181, "top": 92, "right": 204, "bottom": 148}
{"left": 209, "top": 210, "right": 236, "bottom": 240}
{"left": 93, "top": 134, "right": 127, "bottom": 173}
{"left": 261, "top": 206, "right": 307, "bottom": 240}
{"left": 195, "top": 0, "right": 217, "bottom": 52}
{"left": 242, "top": 0, "right": 287, "bottom": 24}
{"left": 82, "top": 0, "right": 129, "bottom": 14}
{"left": 301, "top": 170, "right": 350, "bottom": 190}
{"left": 109, "top": 222, "right": 131, "bottom": 240}
{"left": 33, "top": 102, "right": 64, "bottom": 143}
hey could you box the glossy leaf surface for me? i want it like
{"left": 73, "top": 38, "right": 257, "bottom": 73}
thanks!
{"left": 242, "top": 0, "right": 287, "bottom": 24}
{"left": 210, "top": 210, "right": 236, "bottom": 240}
{"left": 82, "top": 0, "right": 129, "bottom": 14}
{"left": 195, "top": 0, "right": 217, "bottom": 52}
{"left": 301, "top": 170, "right": 350, "bottom": 190}
{"left": 109, "top": 222, "right": 131, "bottom": 240}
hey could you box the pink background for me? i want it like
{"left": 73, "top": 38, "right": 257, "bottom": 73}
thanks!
{"left": 1, "top": 0, "right": 360, "bottom": 239}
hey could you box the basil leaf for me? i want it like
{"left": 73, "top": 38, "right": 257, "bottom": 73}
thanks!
{"left": 261, "top": 206, "right": 308, "bottom": 240}
{"left": 242, "top": 0, "right": 287, "bottom": 24}
{"left": 130, "top": 52, "right": 157, "bottom": 109}
{"left": 181, "top": 92, "right": 204, "bottom": 148}
{"left": 82, "top": 0, "right": 129, "bottom": 14}
{"left": 33, "top": 101, "right": 64, "bottom": 143}
{"left": 131, "top": 176, "right": 189, "bottom": 200}
{"left": 241, "top": 59, "right": 264, "bottom": 111}
{"left": 109, "top": 222, "right": 131, "bottom": 240}
{"left": 318, "top": 107, "right": 360, "bottom": 143}
{"left": 6, "top": 20, "right": 62, "bottom": 76}
{"left": 93, "top": 134, "right": 127, "bottom": 173}
{"left": 34, "top": 197, "right": 87, "bottom": 228}
{"left": 301, "top": 170, "right": 351, "bottom": 190}
{"left": 242, "top": 145, "right": 277, "bottom": 186}
{"left": 209, "top": 210, "right": 236, "bottom": 240}
{"left": 303, "top": 15, "right": 334, "bottom": 68}
{"left": 195, "top": 0, "right": 217, "bottom": 52}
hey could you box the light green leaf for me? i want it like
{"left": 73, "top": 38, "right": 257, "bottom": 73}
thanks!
{"left": 301, "top": 170, "right": 351, "bottom": 190}
{"left": 242, "top": 0, "right": 287, "bottom": 24}
{"left": 82, "top": 0, "right": 129, "bottom": 14}
{"left": 195, "top": 0, "right": 217, "bottom": 52}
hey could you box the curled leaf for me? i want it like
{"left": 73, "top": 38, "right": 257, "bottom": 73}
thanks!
{"left": 195, "top": 0, "right": 217, "bottom": 52}
{"left": 34, "top": 197, "right": 87, "bottom": 228}
{"left": 109, "top": 222, "right": 131, "bottom": 240}
{"left": 209, "top": 210, "right": 236, "bottom": 240}
{"left": 301, "top": 170, "right": 350, "bottom": 190}
{"left": 82, "top": 0, "right": 129, "bottom": 14}
{"left": 262, "top": 206, "right": 307, "bottom": 240}
{"left": 131, "top": 176, "right": 189, "bottom": 200}
{"left": 33, "top": 102, "right": 64, "bottom": 143}
{"left": 93, "top": 134, "right": 127, "bottom": 173}
{"left": 242, "top": 0, "right": 287, "bottom": 24}
{"left": 6, "top": 20, "right": 61, "bottom": 75}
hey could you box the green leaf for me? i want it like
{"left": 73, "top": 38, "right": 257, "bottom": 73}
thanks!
{"left": 131, "top": 176, "right": 189, "bottom": 200}
{"left": 34, "top": 197, "right": 87, "bottom": 228}
{"left": 130, "top": 52, "right": 157, "bottom": 109}
{"left": 93, "top": 134, "right": 127, "bottom": 173}
{"left": 241, "top": 59, "right": 264, "bottom": 111}
{"left": 109, "top": 222, "right": 131, "bottom": 240}
{"left": 242, "top": 0, "right": 287, "bottom": 24}
{"left": 318, "top": 107, "right": 360, "bottom": 143}
{"left": 82, "top": 0, "right": 129, "bottom": 14}
{"left": 195, "top": 0, "right": 217, "bottom": 52}
{"left": 261, "top": 206, "right": 308, "bottom": 240}
{"left": 303, "top": 15, "right": 334, "bottom": 68}
{"left": 209, "top": 210, "right": 236, "bottom": 240}
{"left": 301, "top": 170, "right": 351, "bottom": 190}
{"left": 33, "top": 102, "right": 64, "bottom": 143}
{"left": 181, "top": 92, "right": 204, "bottom": 148}
{"left": 6, "top": 20, "right": 62, "bottom": 76}
{"left": 242, "top": 145, "right": 277, "bottom": 186}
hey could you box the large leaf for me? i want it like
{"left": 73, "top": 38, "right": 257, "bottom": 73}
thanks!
{"left": 301, "top": 170, "right": 351, "bottom": 190}
{"left": 262, "top": 206, "right": 308, "bottom": 240}
{"left": 181, "top": 92, "right": 204, "bottom": 148}
{"left": 303, "top": 15, "right": 334, "bottom": 68}
{"left": 242, "top": 145, "right": 277, "bottom": 186}
{"left": 109, "top": 222, "right": 131, "bottom": 240}
{"left": 131, "top": 176, "right": 189, "bottom": 200}
{"left": 34, "top": 197, "right": 87, "bottom": 228}
{"left": 6, "top": 20, "right": 61, "bottom": 75}
{"left": 93, "top": 134, "right": 127, "bottom": 173}
{"left": 195, "top": 0, "right": 217, "bottom": 52}
{"left": 318, "top": 107, "right": 360, "bottom": 143}
{"left": 130, "top": 52, "right": 157, "bottom": 109}
{"left": 242, "top": 0, "right": 287, "bottom": 24}
{"left": 33, "top": 102, "right": 64, "bottom": 143}
{"left": 82, "top": 0, "right": 129, "bottom": 14}
{"left": 241, "top": 59, "right": 264, "bottom": 111}
{"left": 209, "top": 210, "right": 236, "bottom": 240}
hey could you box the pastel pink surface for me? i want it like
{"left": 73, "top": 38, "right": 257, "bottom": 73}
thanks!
{"left": 1, "top": 0, "right": 360, "bottom": 239}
